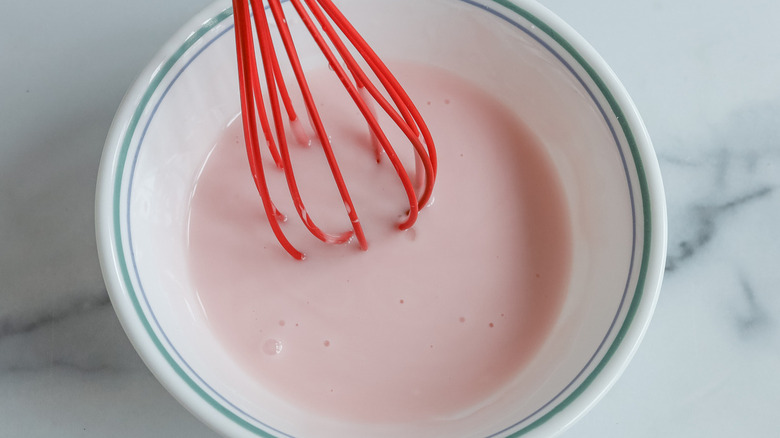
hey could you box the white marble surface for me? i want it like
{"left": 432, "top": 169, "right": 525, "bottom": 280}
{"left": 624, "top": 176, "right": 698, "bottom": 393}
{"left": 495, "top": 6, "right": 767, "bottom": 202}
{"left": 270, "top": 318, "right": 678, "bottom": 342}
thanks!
{"left": 1, "top": 0, "right": 778, "bottom": 436}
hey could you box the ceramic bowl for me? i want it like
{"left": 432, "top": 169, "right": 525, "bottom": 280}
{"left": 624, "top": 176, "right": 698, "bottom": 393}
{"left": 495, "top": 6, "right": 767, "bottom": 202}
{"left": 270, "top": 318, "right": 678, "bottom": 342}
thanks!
{"left": 95, "top": 0, "right": 667, "bottom": 436}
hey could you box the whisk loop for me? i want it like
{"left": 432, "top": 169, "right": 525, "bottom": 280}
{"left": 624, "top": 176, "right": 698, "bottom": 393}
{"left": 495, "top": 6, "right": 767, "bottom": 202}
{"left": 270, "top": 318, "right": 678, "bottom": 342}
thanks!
{"left": 232, "top": 0, "right": 437, "bottom": 260}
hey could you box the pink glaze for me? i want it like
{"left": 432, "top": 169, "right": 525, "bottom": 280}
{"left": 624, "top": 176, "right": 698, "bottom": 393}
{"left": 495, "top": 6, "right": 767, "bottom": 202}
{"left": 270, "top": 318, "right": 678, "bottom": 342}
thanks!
{"left": 187, "top": 63, "right": 572, "bottom": 422}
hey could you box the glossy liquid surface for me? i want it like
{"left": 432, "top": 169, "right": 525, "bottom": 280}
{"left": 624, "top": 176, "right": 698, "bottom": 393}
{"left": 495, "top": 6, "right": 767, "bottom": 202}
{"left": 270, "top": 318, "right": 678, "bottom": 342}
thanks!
{"left": 187, "top": 63, "right": 572, "bottom": 422}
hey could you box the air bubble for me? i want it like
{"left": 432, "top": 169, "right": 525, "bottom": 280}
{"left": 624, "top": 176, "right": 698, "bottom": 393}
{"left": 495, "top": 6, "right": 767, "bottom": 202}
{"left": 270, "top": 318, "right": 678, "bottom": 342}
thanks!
{"left": 263, "top": 339, "right": 283, "bottom": 356}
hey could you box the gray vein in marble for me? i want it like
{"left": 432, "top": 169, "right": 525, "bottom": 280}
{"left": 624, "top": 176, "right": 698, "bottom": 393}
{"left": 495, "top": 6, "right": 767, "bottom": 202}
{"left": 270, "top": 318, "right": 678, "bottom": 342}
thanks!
{"left": 0, "top": 291, "right": 145, "bottom": 375}
{"left": 0, "top": 292, "right": 110, "bottom": 340}
{"left": 665, "top": 186, "right": 775, "bottom": 272}
{"left": 735, "top": 274, "right": 772, "bottom": 337}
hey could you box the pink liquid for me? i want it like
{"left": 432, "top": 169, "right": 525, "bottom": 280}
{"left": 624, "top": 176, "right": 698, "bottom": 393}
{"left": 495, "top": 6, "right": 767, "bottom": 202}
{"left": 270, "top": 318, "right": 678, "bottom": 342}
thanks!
{"left": 187, "top": 63, "right": 572, "bottom": 422}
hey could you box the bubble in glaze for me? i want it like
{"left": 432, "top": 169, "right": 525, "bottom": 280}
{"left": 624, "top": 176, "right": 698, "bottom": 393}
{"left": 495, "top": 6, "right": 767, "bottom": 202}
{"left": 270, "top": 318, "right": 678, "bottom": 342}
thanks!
{"left": 263, "top": 339, "right": 283, "bottom": 356}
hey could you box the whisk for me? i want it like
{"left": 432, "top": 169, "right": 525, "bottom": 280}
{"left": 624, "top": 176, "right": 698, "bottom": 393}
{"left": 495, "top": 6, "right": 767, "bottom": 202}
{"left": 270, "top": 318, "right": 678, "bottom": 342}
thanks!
{"left": 231, "top": 0, "right": 437, "bottom": 260}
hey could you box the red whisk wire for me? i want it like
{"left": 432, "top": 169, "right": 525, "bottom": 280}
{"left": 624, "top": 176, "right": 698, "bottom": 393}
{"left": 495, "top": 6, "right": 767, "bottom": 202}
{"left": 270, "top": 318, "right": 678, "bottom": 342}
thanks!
{"left": 286, "top": 0, "right": 423, "bottom": 230}
{"left": 265, "top": 0, "right": 367, "bottom": 248}
{"left": 302, "top": 0, "right": 437, "bottom": 211}
{"left": 230, "top": 0, "right": 437, "bottom": 258}
{"left": 246, "top": 40, "right": 283, "bottom": 168}
{"left": 232, "top": 0, "right": 304, "bottom": 260}
{"left": 249, "top": 0, "right": 309, "bottom": 144}
{"left": 316, "top": 0, "right": 438, "bottom": 169}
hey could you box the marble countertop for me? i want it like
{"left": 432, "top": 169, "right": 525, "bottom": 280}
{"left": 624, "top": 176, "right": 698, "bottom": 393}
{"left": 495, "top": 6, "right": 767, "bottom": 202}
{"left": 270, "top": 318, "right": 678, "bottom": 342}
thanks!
{"left": 2, "top": 0, "right": 778, "bottom": 436}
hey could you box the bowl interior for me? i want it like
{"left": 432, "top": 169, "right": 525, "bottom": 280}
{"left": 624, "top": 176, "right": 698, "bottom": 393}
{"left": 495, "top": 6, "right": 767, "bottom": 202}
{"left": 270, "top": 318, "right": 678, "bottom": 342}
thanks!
{"left": 99, "top": 0, "right": 662, "bottom": 437}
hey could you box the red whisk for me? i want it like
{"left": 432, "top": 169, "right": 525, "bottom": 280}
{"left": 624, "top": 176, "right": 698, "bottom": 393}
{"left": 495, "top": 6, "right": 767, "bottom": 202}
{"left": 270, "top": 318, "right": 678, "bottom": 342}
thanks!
{"left": 231, "top": 0, "right": 437, "bottom": 260}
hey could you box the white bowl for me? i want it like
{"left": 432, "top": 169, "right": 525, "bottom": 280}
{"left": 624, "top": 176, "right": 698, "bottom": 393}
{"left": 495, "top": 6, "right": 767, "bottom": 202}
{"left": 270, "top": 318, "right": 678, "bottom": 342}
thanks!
{"left": 96, "top": 0, "right": 667, "bottom": 436}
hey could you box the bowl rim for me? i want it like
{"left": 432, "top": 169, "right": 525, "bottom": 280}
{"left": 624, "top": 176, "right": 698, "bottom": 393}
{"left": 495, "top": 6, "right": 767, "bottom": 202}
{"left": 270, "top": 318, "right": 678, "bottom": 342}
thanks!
{"left": 95, "top": 0, "right": 667, "bottom": 437}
